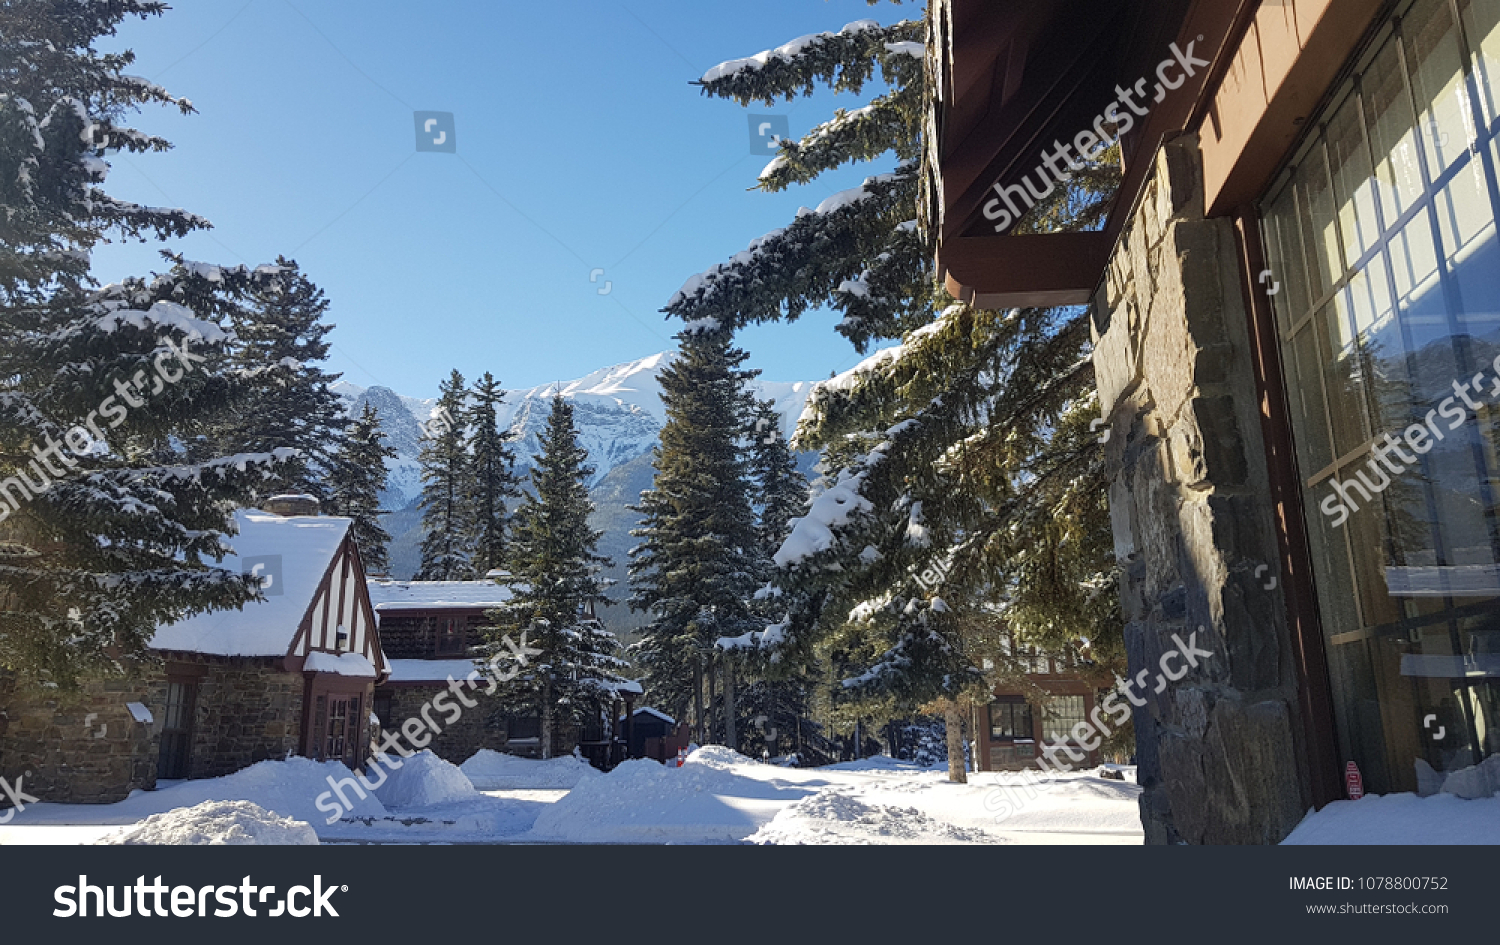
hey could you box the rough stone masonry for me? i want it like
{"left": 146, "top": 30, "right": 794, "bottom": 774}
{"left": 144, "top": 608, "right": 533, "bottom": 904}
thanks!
{"left": 1091, "top": 134, "right": 1309, "bottom": 844}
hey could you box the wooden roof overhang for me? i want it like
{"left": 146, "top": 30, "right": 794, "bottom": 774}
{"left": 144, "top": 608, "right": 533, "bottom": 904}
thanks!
{"left": 929, "top": 0, "right": 1390, "bottom": 309}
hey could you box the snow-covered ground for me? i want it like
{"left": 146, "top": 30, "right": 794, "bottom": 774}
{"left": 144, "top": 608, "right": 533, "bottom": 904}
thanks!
{"left": 0, "top": 747, "right": 1489, "bottom": 845}
{"left": 0, "top": 747, "right": 1141, "bottom": 845}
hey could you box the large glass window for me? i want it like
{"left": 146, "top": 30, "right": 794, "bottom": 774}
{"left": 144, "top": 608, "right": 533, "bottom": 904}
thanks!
{"left": 1262, "top": 0, "right": 1500, "bottom": 796}
{"left": 1041, "top": 695, "right": 1087, "bottom": 742}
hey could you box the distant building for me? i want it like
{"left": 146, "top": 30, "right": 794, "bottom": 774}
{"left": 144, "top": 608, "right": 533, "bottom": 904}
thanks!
{"left": 972, "top": 637, "right": 1101, "bottom": 773}
{"left": 368, "top": 580, "right": 542, "bottom": 761}
{"left": 0, "top": 496, "right": 386, "bottom": 803}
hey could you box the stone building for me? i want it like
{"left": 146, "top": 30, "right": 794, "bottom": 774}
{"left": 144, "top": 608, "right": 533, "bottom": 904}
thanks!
{"left": 926, "top": 0, "right": 1500, "bottom": 841}
{"left": 0, "top": 497, "right": 387, "bottom": 803}
{"left": 368, "top": 580, "right": 543, "bottom": 763}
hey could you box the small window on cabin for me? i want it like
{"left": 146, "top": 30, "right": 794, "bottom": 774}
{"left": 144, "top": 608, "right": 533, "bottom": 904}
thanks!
{"left": 435, "top": 616, "right": 465, "bottom": 655}
{"left": 507, "top": 714, "right": 541, "bottom": 740}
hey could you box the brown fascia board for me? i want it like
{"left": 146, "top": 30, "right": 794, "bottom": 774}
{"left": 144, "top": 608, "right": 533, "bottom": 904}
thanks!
{"left": 940, "top": 0, "right": 1129, "bottom": 239}
{"left": 1200, "top": 0, "right": 1388, "bottom": 215}
{"left": 940, "top": 232, "right": 1113, "bottom": 309}
{"left": 934, "top": 0, "right": 1265, "bottom": 307}
{"left": 1100, "top": 0, "right": 1256, "bottom": 242}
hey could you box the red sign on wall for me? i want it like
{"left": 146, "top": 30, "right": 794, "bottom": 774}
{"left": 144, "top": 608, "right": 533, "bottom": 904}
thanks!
{"left": 1345, "top": 761, "right": 1364, "bottom": 800}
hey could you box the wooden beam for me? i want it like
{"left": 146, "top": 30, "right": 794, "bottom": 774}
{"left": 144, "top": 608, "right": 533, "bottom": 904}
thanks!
{"left": 1200, "top": 0, "right": 1387, "bottom": 215}
{"left": 939, "top": 232, "right": 1113, "bottom": 308}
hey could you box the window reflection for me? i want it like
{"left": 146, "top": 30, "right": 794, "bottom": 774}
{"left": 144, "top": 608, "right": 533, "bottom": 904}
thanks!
{"left": 1263, "top": 0, "right": 1500, "bottom": 797}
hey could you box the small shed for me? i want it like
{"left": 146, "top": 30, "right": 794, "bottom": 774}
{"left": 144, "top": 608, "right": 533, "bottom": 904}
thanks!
{"left": 620, "top": 707, "right": 691, "bottom": 763}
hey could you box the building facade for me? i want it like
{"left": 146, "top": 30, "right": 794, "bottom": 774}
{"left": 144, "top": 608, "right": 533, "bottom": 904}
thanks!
{"left": 928, "top": 0, "right": 1500, "bottom": 841}
{"left": 0, "top": 498, "right": 386, "bottom": 803}
{"left": 368, "top": 580, "right": 546, "bottom": 763}
{"left": 974, "top": 676, "right": 1102, "bottom": 773}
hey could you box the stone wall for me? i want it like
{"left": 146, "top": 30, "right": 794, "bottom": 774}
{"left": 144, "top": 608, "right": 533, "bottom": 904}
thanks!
{"left": 377, "top": 684, "right": 578, "bottom": 765}
{"left": 181, "top": 656, "right": 305, "bottom": 779}
{"left": 1092, "top": 135, "right": 1310, "bottom": 844}
{"left": 0, "top": 655, "right": 305, "bottom": 804}
{"left": 0, "top": 672, "right": 163, "bottom": 804}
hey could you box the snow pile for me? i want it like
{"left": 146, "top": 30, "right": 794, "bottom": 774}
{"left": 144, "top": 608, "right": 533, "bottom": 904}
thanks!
{"left": 1282, "top": 792, "right": 1500, "bottom": 845}
{"left": 148, "top": 758, "right": 385, "bottom": 824}
{"left": 683, "top": 745, "right": 758, "bottom": 770}
{"left": 102, "top": 801, "right": 318, "bottom": 846}
{"left": 527, "top": 758, "right": 810, "bottom": 843}
{"left": 460, "top": 750, "right": 601, "bottom": 790}
{"left": 1431, "top": 753, "right": 1500, "bottom": 799}
{"left": 748, "top": 789, "right": 1002, "bottom": 845}
{"left": 370, "top": 751, "right": 477, "bottom": 808}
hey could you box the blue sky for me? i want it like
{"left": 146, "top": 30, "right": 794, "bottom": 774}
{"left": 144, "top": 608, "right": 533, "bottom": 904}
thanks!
{"left": 93, "top": 0, "right": 907, "bottom": 398}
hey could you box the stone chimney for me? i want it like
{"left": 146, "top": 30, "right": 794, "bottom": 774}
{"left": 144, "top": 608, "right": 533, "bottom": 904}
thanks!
{"left": 262, "top": 494, "right": 320, "bottom": 517}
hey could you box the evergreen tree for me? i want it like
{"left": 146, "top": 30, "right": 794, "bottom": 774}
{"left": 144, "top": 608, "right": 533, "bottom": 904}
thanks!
{"left": 329, "top": 403, "right": 396, "bottom": 575}
{"left": 0, "top": 1, "right": 297, "bottom": 684}
{"left": 466, "top": 372, "right": 519, "bottom": 577}
{"left": 415, "top": 369, "right": 473, "bottom": 581}
{"left": 748, "top": 399, "right": 807, "bottom": 564}
{"left": 628, "top": 331, "right": 762, "bottom": 743}
{"left": 485, "top": 395, "right": 624, "bottom": 758}
{"left": 666, "top": 6, "right": 1126, "bottom": 764}
{"left": 211, "top": 256, "right": 346, "bottom": 499}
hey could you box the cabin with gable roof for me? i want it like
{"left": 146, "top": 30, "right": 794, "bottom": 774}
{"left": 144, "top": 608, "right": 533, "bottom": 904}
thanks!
{"left": 0, "top": 495, "right": 388, "bottom": 803}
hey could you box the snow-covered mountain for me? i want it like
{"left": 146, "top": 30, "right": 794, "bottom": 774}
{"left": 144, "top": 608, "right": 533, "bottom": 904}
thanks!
{"left": 332, "top": 352, "right": 815, "bottom": 506}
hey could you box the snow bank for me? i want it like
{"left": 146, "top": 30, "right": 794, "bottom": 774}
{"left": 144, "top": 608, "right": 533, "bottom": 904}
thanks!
{"left": 683, "top": 745, "right": 758, "bottom": 770}
{"left": 370, "top": 751, "right": 477, "bottom": 808}
{"left": 102, "top": 801, "right": 318, "bottom": 846}
{"left": 821, "top": 755, "right": 924, "bottom": 773}
{"left": 148, "top": 758, "right": 386, "bottom": 824}
{"left": 748, "top": 789, "right": 1002, "bottom": 845}
{"left": 1432, "top": 753, "right": 1500, "bottom": 800}
{"left": 460, "top": 750, "right": 600, "bottom": 790}
{"left": 1282, "top": 792, "right": 1500, "bottom": 844}
{"left": 527, "top": 758, "right": 811, "bottom": 843}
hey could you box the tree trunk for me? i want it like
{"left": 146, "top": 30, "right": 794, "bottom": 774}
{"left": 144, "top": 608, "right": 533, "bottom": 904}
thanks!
{"left": 945, "top": 703, "right": 967, "bottom": 784}
{"left": 541, "top": 675, "right": 554, "bottom": 761}
{"left": 724, "top": 654, "right": 737, "bottom": 753}
{"left": 706, "top": 659, "right": 718, "bottom": 743}
{"left": 692, "top": 656, "right": 705, "bottom": 745}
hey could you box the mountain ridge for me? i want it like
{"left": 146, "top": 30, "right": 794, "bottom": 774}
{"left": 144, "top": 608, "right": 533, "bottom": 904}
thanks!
{"left": 331, "top": 353, "right": 818, "bottom": 602}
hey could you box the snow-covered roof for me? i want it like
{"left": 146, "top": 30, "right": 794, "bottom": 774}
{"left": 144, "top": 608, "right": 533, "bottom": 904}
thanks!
{"left": 385, "top": 658, "right": 482, "bottom": 684}
{"left": 625, "top": 707, "right": 675, "bottom": 724}
{"left": 151, "top": 510, "right": 351, "bottom": 657}
{"left": 368, "top": 580, "right": 510, "bottom": 612}
{"left": 303, "top": 651, "right": 377, "bottom": 678}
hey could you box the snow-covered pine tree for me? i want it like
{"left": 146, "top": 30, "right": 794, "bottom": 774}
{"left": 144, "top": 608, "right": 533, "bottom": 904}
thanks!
{"left": 465, "top": 372, "right": 519, "bottom": 578}
{"left": 666, "top": 5, "right": 1127, "bottom": 748}
{"left": 0, "top": 1, "right": 298, "bottom": 684}
{"left": 415, "top": 369, "right": 474, "bottom": 581}
{"left": 628, "top": 330, "right": 762, "bottom": 745}
{"left": 328, "top": 403, "right": 396, "bottom": 575}
{"left": 748, "top": 399, "right": 807, "bottom": 564}
{"left": 210, "top": 255, "right": 347, "bottom": 499}
{"left": 664, "top": 13, "right": 930, "bottom": 350}
{"left": 485, "top": 394, "right": 624, "bottom": 759}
